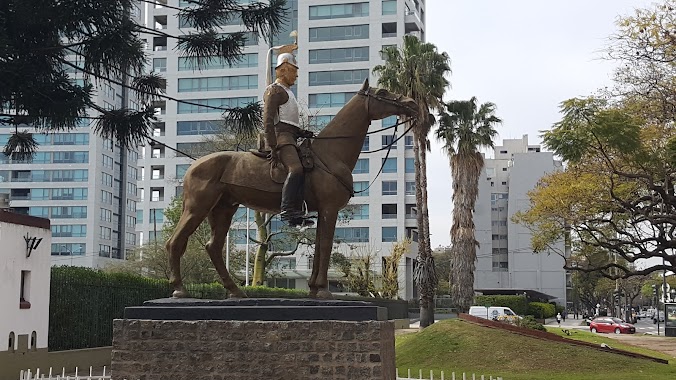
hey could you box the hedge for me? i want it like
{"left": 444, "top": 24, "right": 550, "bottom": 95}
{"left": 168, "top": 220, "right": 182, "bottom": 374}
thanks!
{"left": 474, "top": 295, "right": 528, "bottom": 315}
{"left": 48, "top": 267, "right": 404, "bottom": 350}
{"left": 527, "top": 302, "right": 556, "bottom": 318}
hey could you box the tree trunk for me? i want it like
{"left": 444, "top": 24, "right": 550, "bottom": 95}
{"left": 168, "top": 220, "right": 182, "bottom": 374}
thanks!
{"left": 251, "top": 211, "right": 268, "bottom": 286}
{"left": 413, "top": 127, "right": 437, "bottom": 327}
{"left": 449, "top": 152, "right": 483, "bottom": 312}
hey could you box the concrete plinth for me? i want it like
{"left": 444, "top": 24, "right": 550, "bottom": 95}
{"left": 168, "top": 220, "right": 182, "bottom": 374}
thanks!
{"left": 111, "top": 299, "right": 395, "bottom": 380}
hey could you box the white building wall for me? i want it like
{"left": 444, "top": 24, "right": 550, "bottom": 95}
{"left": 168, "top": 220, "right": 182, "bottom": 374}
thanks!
{"left": 0, "top": 214, "right": 51, "bottom": 351}
{"left": 474, "top": 135, "right": 567, "bottom": 304}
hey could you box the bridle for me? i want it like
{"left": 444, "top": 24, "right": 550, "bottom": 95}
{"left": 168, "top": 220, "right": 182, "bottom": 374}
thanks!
{"left": 310, "top": 88, "right": 418, "bottom": 197}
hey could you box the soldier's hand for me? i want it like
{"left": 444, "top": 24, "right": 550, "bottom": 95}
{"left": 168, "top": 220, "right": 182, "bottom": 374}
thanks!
{"left": 268, "top": 148, "right": 280, "bottom": 164}
{"left": 300, "top": 130, "right": 315, "bottom": 138}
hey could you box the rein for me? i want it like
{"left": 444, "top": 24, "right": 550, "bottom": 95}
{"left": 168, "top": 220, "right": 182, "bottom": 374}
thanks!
{"left": 309, "top": 89, "right": 417, "bottom": 197}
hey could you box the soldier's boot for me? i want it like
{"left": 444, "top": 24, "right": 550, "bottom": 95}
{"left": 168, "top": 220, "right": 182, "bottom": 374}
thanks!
{"left": 280, "top": 172, "right": 314, "bottom": 228}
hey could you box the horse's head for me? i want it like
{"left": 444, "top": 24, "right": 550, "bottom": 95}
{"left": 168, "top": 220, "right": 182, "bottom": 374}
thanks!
{"left": 357, "top": 79, "right": 418, "bottom": 121}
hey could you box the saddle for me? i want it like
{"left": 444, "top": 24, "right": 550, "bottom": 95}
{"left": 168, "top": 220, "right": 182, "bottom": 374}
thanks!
{"left": 249, "top": 139, "right": 314, "bottom": 184}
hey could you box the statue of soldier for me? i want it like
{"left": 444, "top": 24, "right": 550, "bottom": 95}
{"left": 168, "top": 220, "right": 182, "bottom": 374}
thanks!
{"left": 263, "top": 52, "right": 315, "bottom": 227}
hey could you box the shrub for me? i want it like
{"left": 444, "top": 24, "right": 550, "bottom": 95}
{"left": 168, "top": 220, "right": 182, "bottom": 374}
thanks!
{"left": 528, "top": 302, "right": 556, "bottom": 318}
{"left": 474, "top": 295, "right": 528, "bottom": 315}
{"left": 516, "top": 315, "right": 546, "bottom": 331}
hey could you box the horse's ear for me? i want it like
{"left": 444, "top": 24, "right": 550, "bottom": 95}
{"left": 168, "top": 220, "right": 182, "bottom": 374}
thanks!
{"left": 360, "top": 78, "right": 369, "bottom": 92}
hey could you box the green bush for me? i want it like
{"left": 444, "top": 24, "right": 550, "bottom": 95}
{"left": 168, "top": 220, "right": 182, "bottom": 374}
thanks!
{"left": 238, "top": 286, "right": 309, "bottom": 298}
{"left": 474, "top": 295, "right": 528, "bottom": 315}
{"left": 516, "top": 315, "right": 546, "bottom": 331}
{"left": 49, "top": 266, "right": 172, "bottom": 351}
{"left": 527, "top": 302, "right": 556, "bottom": 318}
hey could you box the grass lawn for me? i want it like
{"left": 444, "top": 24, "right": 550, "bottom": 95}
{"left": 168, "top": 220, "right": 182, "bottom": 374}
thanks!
{"left": 396, "top": 319, "right": 676, "bottom": 380}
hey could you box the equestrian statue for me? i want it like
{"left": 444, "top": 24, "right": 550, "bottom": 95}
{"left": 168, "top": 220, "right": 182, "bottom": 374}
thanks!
{"left": 165, "top": 43, "right": 418, "bottom": 299}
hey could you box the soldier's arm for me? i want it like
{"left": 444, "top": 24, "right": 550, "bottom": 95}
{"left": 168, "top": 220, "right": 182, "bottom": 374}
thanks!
{"left": 263, "top": 85, "right": 289, "bottom": 150}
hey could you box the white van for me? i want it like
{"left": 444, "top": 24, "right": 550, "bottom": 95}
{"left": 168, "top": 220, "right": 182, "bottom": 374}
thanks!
{"left": 468, "top": 306, "right": 521, "bottom": 321}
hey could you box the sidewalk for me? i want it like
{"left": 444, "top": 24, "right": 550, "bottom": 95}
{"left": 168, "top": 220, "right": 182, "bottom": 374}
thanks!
{"left": 544, "top": 316, "right": 588, "bottom": 329}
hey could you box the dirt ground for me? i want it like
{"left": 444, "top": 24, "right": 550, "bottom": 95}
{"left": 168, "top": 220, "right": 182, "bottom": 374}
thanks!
{"left": 604, "top": 334, "right": 676, "bottom": 359}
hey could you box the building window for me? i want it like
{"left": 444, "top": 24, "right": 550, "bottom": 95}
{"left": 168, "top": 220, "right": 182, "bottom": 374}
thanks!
{"left": 382, "top": 0, "right": 397, "bottom": 15}
{"left": 405, "top": 204, "right": 417, "bottom": 219}
{"left": 309, "top": 25, "right": 369, "bottom": 42}
{"left": 153, "top": 58, "right": 167, "bottom": 72}
{"left": 335, "top": 227, "right": 369, "bottom": 243}
{"left": 382, "top": 135, "right": 397, "bottom": 149}
{"left": 405, "top": 227, "right": 418, "bottom": 242}
{"left": 405, "top": 158, "right": 415, "bottom": 173}
{"left": 176, "top": 164, "right": 190, "bottom": 179}
{"left": 309, "top": 69, "right": 369, "bottom": 86}
{"left": 382, "top": 158, "right": 396, "bottom": 173}
{"left": 178, "top": 54, "right": 258, "bottom": 71}
{"left": 382, "top": 227, "right": 397, "bottom": 242}
{"left": 353, "top": 158, "right": 369, "bottom": 174}
{"left": 309, "top": 47, "right": 369, "bottom": 64}
{"left": 308, "top": 92, "right": 357, "bottom": 108}
{"left": 309, "top": 115, "right": 335, "bottom": 130}
{"left": 405, "top": 135, "right": 413, "bottom": 149}
{"left": 19, "top": 270, "right": 31, "bottom": 309}
{"left": 100, "top": 226, "right": 112, "bottom": 240}
{"left": 99, "top": 244, "right": 111, "bottom": 257}
{"left": 176, "top": 120, "right": 221, "bottom": 135}
{"left": 382, "top": 181, "right": 397, "bottom": 195}
{"left": 177, "top": 97, "right": 257, "bottom": 114}
{"left": 150, "top": 209, "right": 164, "bottom": 223}
{"left": 309, "top": 3, "right": 369, "bottom": 19}
{"left": 382, "top": 204, "right": 397, "bottom": 219}
{"left": 100, "top": 208, "right": 112, "bottom": 222}
{"left": 177, "top": 75, "right": 258, "bottom": 92}
{"left": 51, "top": 243, "right": 86, "bottom": 256}
{"left": 102, "top": 173, "right": 113, "bottom": 187}
{"left": 405, "top": 181, "right": 415, "bottom": 196}
{"left": 361, "top": 136, "right": 369, "bottom": 152}
{"left": 353, "top": 181, "right": 369, "bottom": 196}
{"left": 351, "top": 204, "right": 369, "bottom": 220}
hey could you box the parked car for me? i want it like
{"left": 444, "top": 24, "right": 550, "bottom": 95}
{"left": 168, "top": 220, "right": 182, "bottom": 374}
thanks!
{"left": 653, "top": 310, "right": 665, "bottom": 323}
{"left": 589, "top": 317, "right": 635, "bottom": 334}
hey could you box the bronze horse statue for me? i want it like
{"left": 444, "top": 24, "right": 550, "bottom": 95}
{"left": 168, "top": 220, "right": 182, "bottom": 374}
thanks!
{"left": 166, "top": 79, "right": 418, "bottom": 299}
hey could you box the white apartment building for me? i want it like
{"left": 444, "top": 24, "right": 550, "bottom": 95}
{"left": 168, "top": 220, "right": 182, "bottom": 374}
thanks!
{"left": 0, "top": 5, "right": 143, "bottom": 268}
{"left": 474, "top": 135, "right": 570, "bottom": 305}
{"left": 140, "top": 0, "right": 426, "bottom": 298}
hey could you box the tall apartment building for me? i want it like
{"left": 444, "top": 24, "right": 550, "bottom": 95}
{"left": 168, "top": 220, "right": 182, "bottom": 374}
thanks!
{"left": 140, "top": 0, "right": 425, "bottom": 298}
{"left": 473, "top": 135, "right": 570, "bottom": 305}
{"left": 0, "top": 4, "right": 143, "bottom": 268}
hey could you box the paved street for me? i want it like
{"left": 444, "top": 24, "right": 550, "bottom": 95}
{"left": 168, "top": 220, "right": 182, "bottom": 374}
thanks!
{"left": 546, "top": 316, "right": 666, "bottom": 336}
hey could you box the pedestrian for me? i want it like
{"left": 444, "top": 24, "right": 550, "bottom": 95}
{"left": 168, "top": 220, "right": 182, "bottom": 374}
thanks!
{"left": 556, "top": 312, "right": 562, "bottom": 327}
{"left": 562, "top": 310, "right": 567, "bottom": 322}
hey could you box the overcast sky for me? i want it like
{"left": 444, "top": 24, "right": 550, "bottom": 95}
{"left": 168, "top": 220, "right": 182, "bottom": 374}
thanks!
{"left": 424, "top": 0, "right": 654, "bottom": 248}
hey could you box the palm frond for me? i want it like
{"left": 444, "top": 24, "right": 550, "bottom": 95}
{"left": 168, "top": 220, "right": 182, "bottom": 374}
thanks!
{"left": 19, "top": 71, "right": 93, "bottom": 132}
{"left": 222, "top": 101, "right": 263, "bottom": 139}
{"left": 178, "top": 0, "right": 238, "bottom": 30}
{"left": 240, "top": 0, "right": 288, "bottom": 44}
{"left": 132, "top": 73, "right": 167, "bottom": 104}
{"left": 3, "top": 131, "right": 38, "bottom": 161}
{"left": 80, "top": 18, "right": 146, "bottom": 78}
{"left": 177, "top": 31, "right": 245, "bottom": 70}
{"left": 94, "top": 107, "right": 156, "bottom": 148}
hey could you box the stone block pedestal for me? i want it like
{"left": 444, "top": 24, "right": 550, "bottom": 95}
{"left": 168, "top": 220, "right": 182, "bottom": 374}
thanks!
{"left": 111, "top": 299, "right": 395, "bottom": 380}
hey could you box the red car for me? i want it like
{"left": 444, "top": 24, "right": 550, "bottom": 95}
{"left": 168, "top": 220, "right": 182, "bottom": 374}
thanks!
{"left": 589, "top": 317, "right": 636, "bottom": 334}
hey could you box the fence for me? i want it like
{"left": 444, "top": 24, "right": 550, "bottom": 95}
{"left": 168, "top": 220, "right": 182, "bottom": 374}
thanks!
{"left": 397, "top": 368, "right": 503, "bottom": 380}
{"left": 19, "top": 367, "right": 112, "bottom": 380}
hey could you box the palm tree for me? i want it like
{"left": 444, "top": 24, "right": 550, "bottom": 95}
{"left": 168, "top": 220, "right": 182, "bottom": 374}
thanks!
{"left": 373, "top": 34, "right": 451, "bottom": 328}
{"left": 436, "top": 97, "right": 502, "bottom": 312}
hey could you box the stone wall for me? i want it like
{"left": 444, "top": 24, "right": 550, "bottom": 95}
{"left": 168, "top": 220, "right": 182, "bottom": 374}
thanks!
{"left": 112, "top": 320, "right": 395, "bottom": 380}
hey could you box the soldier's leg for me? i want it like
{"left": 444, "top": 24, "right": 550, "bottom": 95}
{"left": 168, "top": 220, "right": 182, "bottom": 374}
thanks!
{"left": 278, "top": 144, "right": 312, "bottom": 227}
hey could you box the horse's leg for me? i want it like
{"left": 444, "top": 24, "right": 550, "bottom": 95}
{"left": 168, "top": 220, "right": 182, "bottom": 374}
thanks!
{"left": 165, "top": 187, "right": 220, "bottom": 298}
{"left": 314, "top": 210, "right": 339, "bottom": 300}
{"left": 206, "top": 198, "right": 247, "bottom": 298}
{"left": 308, "top": 226, "right": 322, "bottom": 298}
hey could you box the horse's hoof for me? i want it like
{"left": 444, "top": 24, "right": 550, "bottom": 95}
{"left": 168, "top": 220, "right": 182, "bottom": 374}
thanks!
{"left": 229, "top": 289, "right": 247, "bottom": 299}
{"left": 316, "top": 289, "right": 334, "bottom": 300}
{"left": 172, "top": 289, "right": 190, "bottom": 298}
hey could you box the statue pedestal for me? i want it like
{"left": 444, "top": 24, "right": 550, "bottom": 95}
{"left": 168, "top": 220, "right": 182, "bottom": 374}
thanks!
{"left": 111, "top": 298, "right": 395, "bottom": 380}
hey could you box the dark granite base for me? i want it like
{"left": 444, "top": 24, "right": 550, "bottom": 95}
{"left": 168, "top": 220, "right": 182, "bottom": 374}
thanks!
{"left": 123, "top": 298, "right": 388, "bottom": 321}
